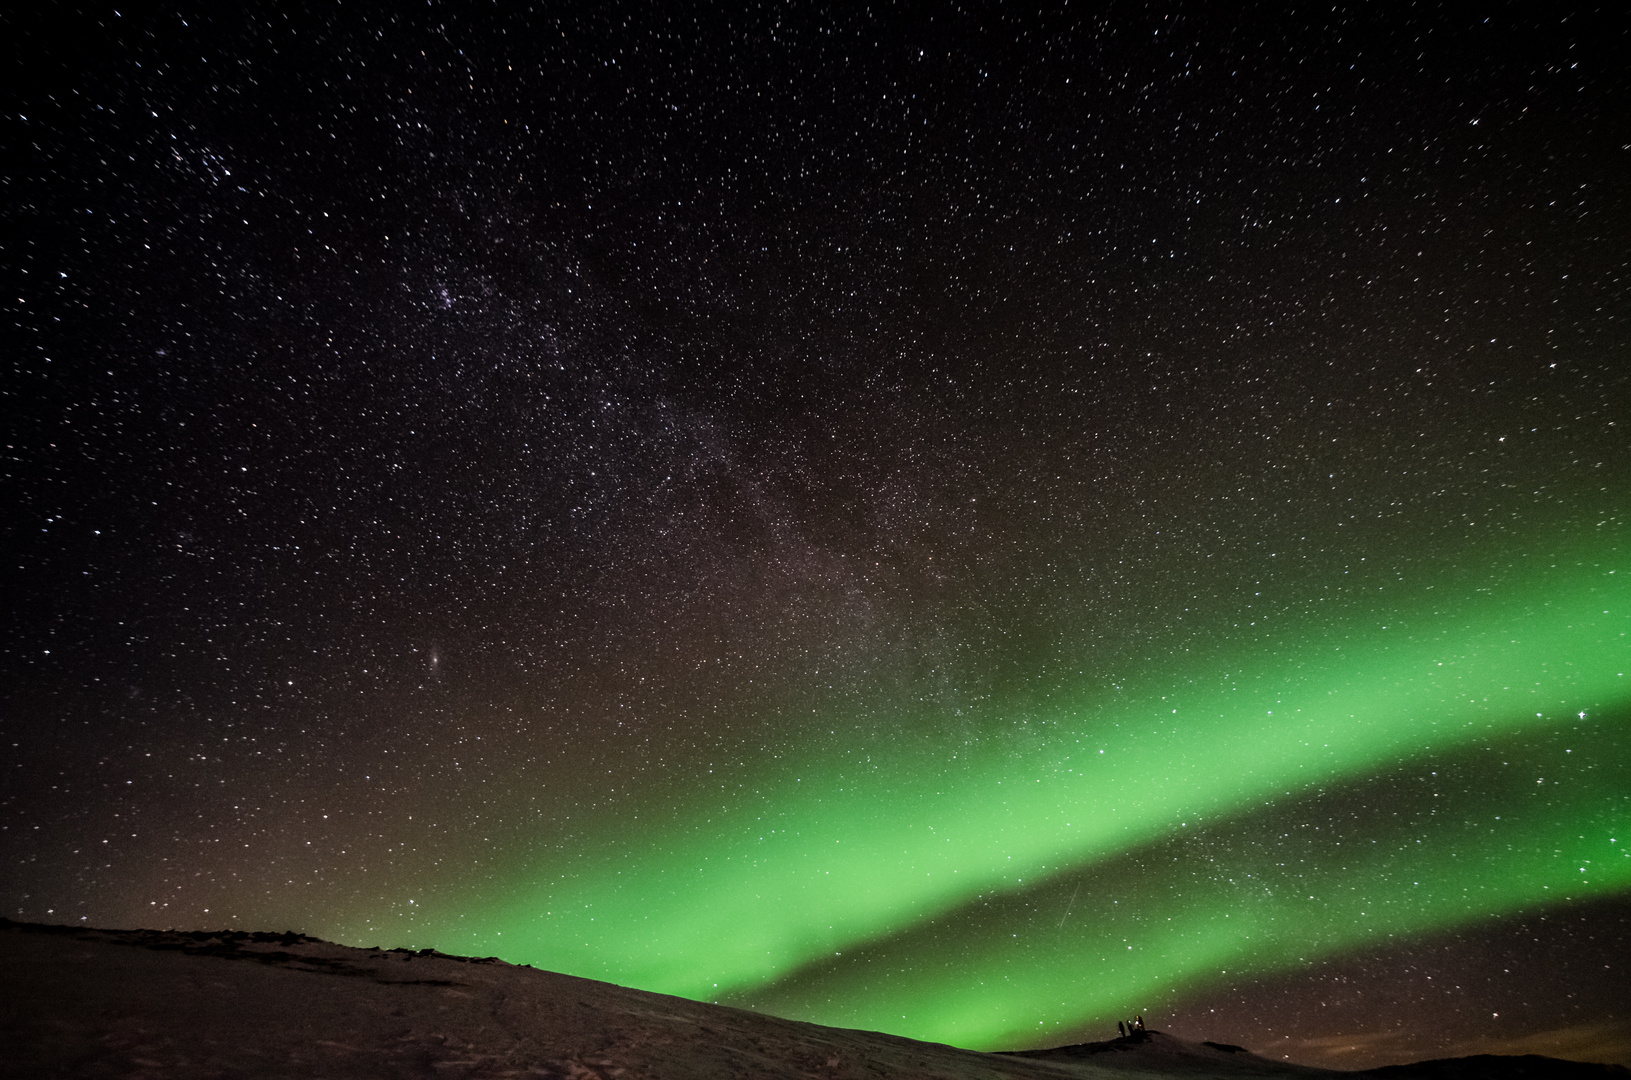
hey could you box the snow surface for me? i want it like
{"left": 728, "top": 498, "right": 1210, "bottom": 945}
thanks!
{"left": 3, "top": 921, "right": 1621, "bottom": 1079}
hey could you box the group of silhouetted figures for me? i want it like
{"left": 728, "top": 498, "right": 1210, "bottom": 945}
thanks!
{"left": 1117, "top": 1016, "right": 1146, "bottom": 1037}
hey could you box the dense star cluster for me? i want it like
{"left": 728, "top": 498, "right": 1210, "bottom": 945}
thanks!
{"left": 3, "top": 2, "right": 1628, "bottom": 1070}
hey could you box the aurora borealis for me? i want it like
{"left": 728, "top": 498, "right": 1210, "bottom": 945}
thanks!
{"left": 444, "top": 538, "right": 1629, "bottom": 1009}
{"left": 5, "top": 2, "right": 1629, "bottom": 1071}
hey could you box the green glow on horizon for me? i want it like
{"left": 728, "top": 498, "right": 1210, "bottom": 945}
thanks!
{"left": 351, "top": 539, "right": 1627, "bottom": 1041}
{"left": 439, "top": 549, "right": 1626, "bottom": 1000}
{"left": 733, "top": 718, "right": 1631, "bottom": 1047}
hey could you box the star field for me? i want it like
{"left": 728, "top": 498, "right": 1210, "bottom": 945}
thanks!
{"left": 3, "top": 2, "right": 1628, "bottom": 1070}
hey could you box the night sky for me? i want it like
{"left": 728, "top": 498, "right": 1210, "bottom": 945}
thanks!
{"left": 4, "top": 1, "right": 1629, "bottom": 1070}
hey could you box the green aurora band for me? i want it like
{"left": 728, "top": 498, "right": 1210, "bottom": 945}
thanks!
{"left": 735, "top": 718, "right": 1631, "bottom": 1047}
{"left": 378, "top": 538, "right": 1628, "bottom": 1044}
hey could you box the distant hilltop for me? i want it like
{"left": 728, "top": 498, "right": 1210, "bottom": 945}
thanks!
{"left": 3, "top": 919, "right": 1625, "bottom": 1079}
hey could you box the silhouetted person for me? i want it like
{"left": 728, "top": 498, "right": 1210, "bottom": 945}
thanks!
{"left": 1118, "top": 1021, "right": 1126, "bottom": 1037}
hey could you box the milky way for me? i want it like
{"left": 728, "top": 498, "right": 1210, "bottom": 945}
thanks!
{"left": 4, "top": 3, "right": 1628, "bottom": 1070}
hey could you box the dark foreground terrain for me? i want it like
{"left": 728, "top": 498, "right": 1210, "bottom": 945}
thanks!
{"left": 3, "top": 920, "right": 1623, "bottom": 1079}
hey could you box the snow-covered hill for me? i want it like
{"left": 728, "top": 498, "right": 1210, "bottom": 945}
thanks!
{"left": 4, "top": 920, "right": 1622, "bottom": 1079}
